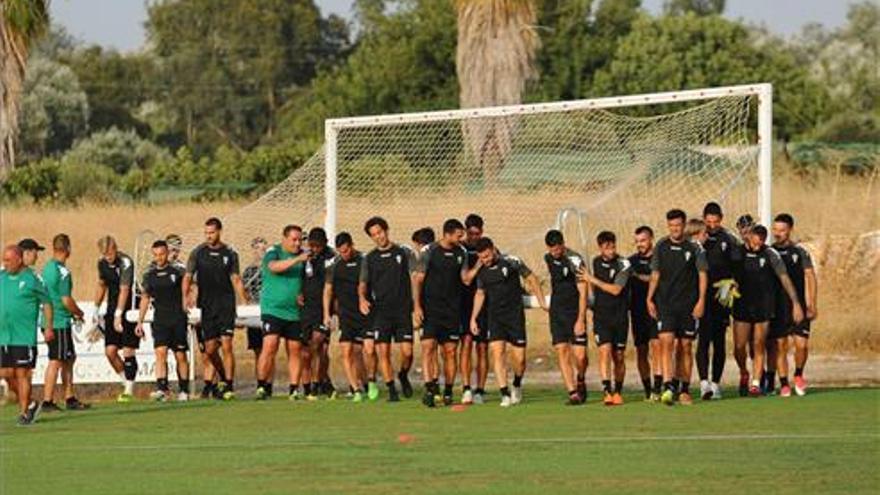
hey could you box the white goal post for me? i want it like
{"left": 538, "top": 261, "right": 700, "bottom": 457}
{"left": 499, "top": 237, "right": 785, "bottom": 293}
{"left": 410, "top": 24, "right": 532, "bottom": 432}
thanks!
{"left": 324, "top": 83, "right": 773, "bottom": 243}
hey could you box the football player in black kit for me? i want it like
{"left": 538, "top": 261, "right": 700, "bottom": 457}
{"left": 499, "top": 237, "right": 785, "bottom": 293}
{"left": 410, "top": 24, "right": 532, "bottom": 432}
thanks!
{"left": 459, "top": 214, "right": 488, "bottom": 405}
{"left": 94, "top": 235, "right": 140, "bottom": 402}
{"left": 413, "top": 219, "right": 468, "bottom": 407}
{"left": 543, "top": 230, "right": 588, "bottom": 405}
{"left": 136, "top": 240, "right": 191, "bottom": 401}
{"left": 646, "top": 209, "right": 708, "bottom": 406}
{"left": 731, "top": 224, "right": 804, "bottom": 397}
{"left": 628, "top": 226, "right": 662, "bottom": 401}
{"left": 301, "top": 228, "right": 337, "bottom": 400}
{"left": 358, "top": 217, "right": 416, "bottom": 402}
{"left": 470, "top": 237, "right": 547, "bottom": 407}
{"left": 770, "top": 213, "right": 818, "bottom": 397}
{"left": 183, "top": 218, "right": 249, "bottom": 400}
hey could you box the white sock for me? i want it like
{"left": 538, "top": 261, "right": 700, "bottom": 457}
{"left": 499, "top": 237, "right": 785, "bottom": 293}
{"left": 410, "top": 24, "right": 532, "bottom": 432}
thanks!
{"left": 124, "top": 380, "right": 134, "bottom": 395}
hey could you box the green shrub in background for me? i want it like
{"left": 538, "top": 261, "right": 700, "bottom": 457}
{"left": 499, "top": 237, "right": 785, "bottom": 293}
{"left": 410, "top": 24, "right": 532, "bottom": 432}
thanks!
{"left": 1, "top": 159, "right": 61, "bottom": 203}
{"left": 63, "top": 127, "right": 170, "bottom": 174}
{"left": 57, "top": 161, "right": 118, "bottom": 204}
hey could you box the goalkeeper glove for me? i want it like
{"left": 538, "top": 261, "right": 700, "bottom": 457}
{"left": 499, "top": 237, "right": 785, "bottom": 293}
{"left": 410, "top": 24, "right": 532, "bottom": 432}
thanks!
{"left": 713, "top": 278, "right": 740, "bottom": 309}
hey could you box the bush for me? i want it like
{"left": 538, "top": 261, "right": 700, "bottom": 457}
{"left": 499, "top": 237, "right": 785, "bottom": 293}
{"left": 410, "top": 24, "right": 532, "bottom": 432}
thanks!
{"left": 0, "top": 159, "right": 61, "bottom": 203}
{"left": 57, "top": 162, "right": 119, "bottom": 204}
{"left": 63, "top": 127, "right": 170, "bottom": 174}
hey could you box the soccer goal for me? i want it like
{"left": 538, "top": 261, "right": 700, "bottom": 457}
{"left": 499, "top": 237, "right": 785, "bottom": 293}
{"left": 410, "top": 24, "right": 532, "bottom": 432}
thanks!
{"left": 134, "top": 83, "right": 772, "bottom": 294}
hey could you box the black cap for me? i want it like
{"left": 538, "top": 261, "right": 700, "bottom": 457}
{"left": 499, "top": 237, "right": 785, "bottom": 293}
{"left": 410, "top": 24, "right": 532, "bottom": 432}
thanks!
{"left": 736, "top": 214, "right": 754, "bottom": 230}
{"left": 18, "top": 238, "right": 45, "bottom": 251}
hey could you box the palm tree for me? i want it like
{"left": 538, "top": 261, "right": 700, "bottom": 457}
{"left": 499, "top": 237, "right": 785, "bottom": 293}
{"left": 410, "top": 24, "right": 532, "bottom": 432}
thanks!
{"left": 455, "top": 0, "right": 539, "bottom": 184}
{"left": 0, "top": 0, "right": 49, "bottom": 178}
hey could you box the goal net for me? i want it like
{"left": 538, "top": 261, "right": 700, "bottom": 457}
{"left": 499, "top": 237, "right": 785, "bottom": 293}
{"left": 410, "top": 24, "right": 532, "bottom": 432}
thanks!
{"left": 136, "top": 84, "right": 772, "bottom": 295}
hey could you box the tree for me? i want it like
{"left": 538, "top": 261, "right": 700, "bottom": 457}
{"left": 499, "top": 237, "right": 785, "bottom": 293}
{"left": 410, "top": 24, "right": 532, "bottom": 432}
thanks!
{"left": 18, "top": 56, "right": 90, "bottom": 163}
{"left": 63, "top": 127, "right": 170, "bottom": 175}
{"left": 0, "top": 0, "right": 49, "bottom": 177}
{"left": 592, "top": 13, "right": 829, "bottom": 140}
{"left": 456, "top": 0, "right": 539, "bottom": 182}
{"left": 146, "top": 0, "right": 350, "bottom": 153}
{"left": 663, "top": 0, "right": 724, "bottom": 16}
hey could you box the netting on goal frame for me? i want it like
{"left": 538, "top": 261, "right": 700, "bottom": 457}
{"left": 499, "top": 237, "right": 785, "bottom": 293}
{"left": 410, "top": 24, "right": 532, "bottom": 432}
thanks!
{"left": 136, "top": 83, "right": 773, "bottom": 294}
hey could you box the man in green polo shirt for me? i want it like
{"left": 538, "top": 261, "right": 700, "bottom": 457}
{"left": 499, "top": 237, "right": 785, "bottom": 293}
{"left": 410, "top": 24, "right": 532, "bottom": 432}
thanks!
{"left": 1, "top": 244, "right": 53, "bottom": 425}
{"left": 255, "top": 225, "right": 309, "bottom": 400}
{"left": 41, "top": 234, "right": 88, "bottom": 412}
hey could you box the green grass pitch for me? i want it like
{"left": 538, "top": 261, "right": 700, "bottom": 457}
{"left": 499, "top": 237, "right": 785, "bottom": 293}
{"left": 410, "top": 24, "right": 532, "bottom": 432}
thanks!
{"left": 2, "top": 388, "right": 878, "bottom": 494}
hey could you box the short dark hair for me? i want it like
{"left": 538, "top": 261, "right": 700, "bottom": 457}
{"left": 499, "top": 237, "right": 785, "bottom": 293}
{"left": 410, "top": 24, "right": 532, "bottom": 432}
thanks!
{"left": 152, "top": 240, "right": 168, "bottom": 249}
{"left": 774, "top": 213, "right": 794, "bottom": 227}
{"left": 465, "top": 213, "right": 484, "bottom": 230}
{"left": 736, "top": 214, "right": 754, "bottom": 230}
{"left": 443, "top": 218, "right": 465, "bottom": 235}
{"left": 474, "top": 237, "right": 494, "bottom": 253}
{"left": 307, "top": 227, "right": 328, "bottom": 244}
{"left": 364, "top": 216, "right": 389, "bottom": 234}
{"left": 703, "top": 202, "right": 723, "bottom": 218}
{"left": 283, "top": 224, "right": 302, "bottom": 237}
{"left": 666, "top": 209, "right": 687, "bottom": 222}
{"left": 52, "top": 233, "right": 71, "bottom": 252}
{"left": 205, "top": 217, "right": 223, "bottom": 230}
{"left": 335, "top": 232, "right": 353, "bottom": 248}
{"left": 544, "top": 229, "right": 564, "bottom": 247}
{"left": 634, "top": 225, "right": 654, "bottom": 237}
{"left": 411, "top": 227, "right": 435, "bottom": 246}
{"left": 750, "top": 224, "right": 768, "bottom": 241}
{"left": 596, "top": 230, "right": 616, "bottom": 246}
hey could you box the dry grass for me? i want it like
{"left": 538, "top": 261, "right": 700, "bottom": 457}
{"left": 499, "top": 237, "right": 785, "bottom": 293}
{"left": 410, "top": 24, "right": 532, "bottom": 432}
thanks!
{"left": 1, "top": 172, "right": 877, "bottom": 354}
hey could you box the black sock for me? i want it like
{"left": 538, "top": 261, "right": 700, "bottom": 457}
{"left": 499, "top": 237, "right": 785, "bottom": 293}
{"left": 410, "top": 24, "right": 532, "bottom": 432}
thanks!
{"left": 386, "top": 381, "right": 397, "bottom": 393}
{"left": 257, "top": 380, "right": 266, "bottom": 389}
{"left": 653, "top": 374, "right": 663, "bottom": 392}
{"left": 289, "top": 384, "right": 299, "bottom": 395}
{"left": 671, "top": 378, "right": 680, "bottom": 392}
{"left": 664, "top": 381, "right": 674, "bottom": 392}
{"left": 794, "top": 367, "right": 803, "bottom": 377}
{"left": 42, "top": 400, "right": 54, "bottom": 406}
{"left": 500, "top": 386, "right": 510, "bottom": 397}
{"left": 576, "top": 373, "right": 585, "bottom": 383}
{"left": 398, "top": 370, "right": 409, "bottom": 383}
{"left": 463, "top": 384, "right": 471, "bottom": 392}
{"left": 179, "top": 379, "right": 189, "bottom": 394}
{"left": 642, "top": 378, "right": 652, "bottom": 397}
{"left": 614, "top": 380, "right": 623, "bottom": 394}
{"left": 513, "top": 375, "right": 523, "bottom": 388}
{"left": 602, "top": 380, "right": 612, "bottom": 394}
{"left": 65, "top": 397, "right": 78, "bottom": 406}
{"left": 444, "top": 384, "right": 453, "bottom": 396}
{"left": 475, "top": 388, "right": 484, "bottom": 395}
{"left": 204, "top": 380, "right": 214, "bottom": 391}
{"left": 780, "top": 376, "right": 789, "bottom": 387}
{"left": 311, "top": 381, "right": 320, "bottom": 394}
{"left": 766, "top": 371, "right": 776, "bottom": 390}
{"left": 303, "top": 383, "right": 312, "bottom": 395}
{"left": 157, "top": 378, "right": 169, "bottom": 392}
{"left": 266, "top": 383, "right": 273, "bottom": 395}
{"left": 681, "top": 381, "right": 690, "bottom": 394}
{"left": 123, "top": 356, "right": 137, "bottom": 381}
{"left": 226, "top": 380, "right": 234, "bottom": 391}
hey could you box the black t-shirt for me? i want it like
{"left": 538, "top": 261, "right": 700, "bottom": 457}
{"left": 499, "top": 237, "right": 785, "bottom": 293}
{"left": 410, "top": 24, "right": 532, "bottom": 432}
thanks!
{"left": 735, "top": 244, "right": 787, "bottom": 307}
{"left": 544, "top": 249, "right": 585, "bottom": 316}
{"left": 591, "top": 255, "right": 631, "bottom": 324}
{"left": 360, "top": 244, "right": 415, "bottom": 316}
{"left": 476, "top": 254, "right": 531, "bottom": 327}
{"left": 185, "top": 243, "right": 239, "bottom": 311}
{"left": 327, "top": 252, "right": 368, "bottom": 327}
{"left": 627, "top": 251, "right": 652, "bottom": 318}
{"left": 98, "top": 252, "right": 135, "bottom": 314}
{"left": 772, "top": 242, "right": 813, "bottom": 306}
{"left": 703, "top": 227, "right": 742, "bottom": 283}
{"left": 651, "top": 237, "right": 708, "bottom": 312}
{"left": 416, "top": 242, "right": 467, "bottom": 328}
{"left": 302, "top": 247, "right": 336, "bottom": 322}
{"left": 142, "top": 263, "right": 186, "bottom": 327}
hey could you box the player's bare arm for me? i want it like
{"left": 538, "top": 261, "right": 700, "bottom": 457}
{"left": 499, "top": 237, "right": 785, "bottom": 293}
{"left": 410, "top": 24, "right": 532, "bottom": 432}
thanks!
{"left": 646, "top": 270, "right": 660, "bottom": 320}
{"left": 470, "top": 288, "right": 486, "bottom": 335}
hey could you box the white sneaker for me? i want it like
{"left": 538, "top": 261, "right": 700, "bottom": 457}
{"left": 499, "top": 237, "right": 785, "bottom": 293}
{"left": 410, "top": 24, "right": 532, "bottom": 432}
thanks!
{"left": 473, "top": 392, "right": 484, "bottom": 405}
{"left": 177, "top": 392, "right": 189, "bottom": 402}
{"left": 149, "top": 390, "right": 167, "bottom": 402}
{"left": 511, "top": 386, "right": 522, "bottom": 405}
{"left": 461, "top": 389, "right": 474, "bottom": 405}
{"left": 711, "top": 382, "right": 722, "bottom": 400}
{"left": 700, "top": 380, "right": 712, "bottom": 400}
{"left": 500, "top": 395, "right": 512, "bottom": 408}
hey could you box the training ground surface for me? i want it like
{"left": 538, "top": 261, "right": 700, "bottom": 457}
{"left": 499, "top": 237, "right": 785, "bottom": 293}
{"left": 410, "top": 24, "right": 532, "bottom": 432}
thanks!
{"left": 1, "top": 388, "right": 878, "bottom": 494}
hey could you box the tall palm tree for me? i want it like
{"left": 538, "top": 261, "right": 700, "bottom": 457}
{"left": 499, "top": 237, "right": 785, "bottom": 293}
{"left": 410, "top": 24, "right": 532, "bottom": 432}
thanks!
{"left": 455, "top": 0, "right": 539, "bottom": 184}
{"left": 0, "top": 0, "right": 49, "bottom": 178}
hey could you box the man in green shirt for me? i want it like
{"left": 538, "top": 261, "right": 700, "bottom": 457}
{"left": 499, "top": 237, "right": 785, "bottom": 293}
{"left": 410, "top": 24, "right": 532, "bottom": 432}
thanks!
{"left": 0, "top": 244, "right": 53, "bottom": 425}
{"left": 41, "top": 234, "right": 88, "bottom": 412}
{"left": 255, "top": 225, "right": 309, "bottom": 400}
